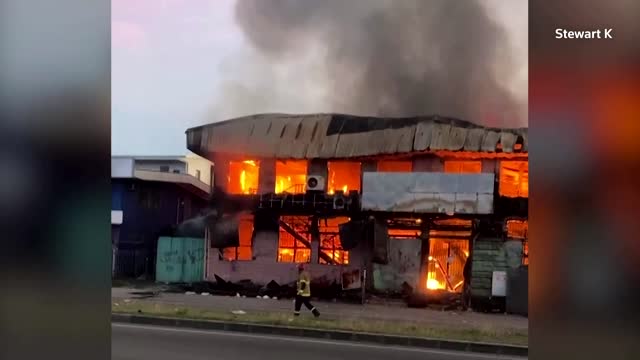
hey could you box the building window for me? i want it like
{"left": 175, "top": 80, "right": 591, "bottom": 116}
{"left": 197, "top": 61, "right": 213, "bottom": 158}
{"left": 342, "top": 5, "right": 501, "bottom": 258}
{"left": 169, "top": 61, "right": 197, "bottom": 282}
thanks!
{"left": 388, "top": 228, "right": 422, "bottom": 239}
{"left": 506, "top": 219, "right": 528, "bottom": 265}
{"left": 319, "top": 217, "right": 349, "bottom": 265}
{"left": 228, "top": 160, "right": 260, "bottom": 195}
{"left": 327, "top": 161, "right": 361, "bottom": 194}
{"left": 160, "top": 165, "right": 170, "bottom": 172}
{"left": 499, "top": 161, "right": 528, "bottom": 198}
{"left": 138, "top": 189, "right": 160, "bottom": 209}
{"left": 278, "top": 216, "right": 311, "bottom": 263}
{"left": 222, "top": 215, "right": 254, "bottom": 261}
{"left": 275, "top": 160, "right": 307, "bottom": 194}
{"left": 506, "top": 219, "right": 528, "bottom": 239}
{"left": 377, "top": 160, "right": 412, "bottom": 172}
{"left": 195, "top": 169, "right": 201, "bottom": 180}
{"left": 444, "top": 160, "right": 482, "bottom": 173}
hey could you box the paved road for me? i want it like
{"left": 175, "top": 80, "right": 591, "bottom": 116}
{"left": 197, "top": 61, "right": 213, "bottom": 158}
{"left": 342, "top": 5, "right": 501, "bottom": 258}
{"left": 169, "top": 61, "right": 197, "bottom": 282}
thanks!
{"left": 112, "top": 323, "right": 525, "bottom": 360}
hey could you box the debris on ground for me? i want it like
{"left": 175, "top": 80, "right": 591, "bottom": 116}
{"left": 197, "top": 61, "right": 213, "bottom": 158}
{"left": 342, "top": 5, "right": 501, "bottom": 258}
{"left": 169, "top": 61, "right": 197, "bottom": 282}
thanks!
{"left": 128, "top": 291, "right": 160, "bottom": 300}
{"left": 231, "top": 310, "right": 246, "bottom": 315}
{"left": 153, "top": 275, "right": 350, "bottom": 302}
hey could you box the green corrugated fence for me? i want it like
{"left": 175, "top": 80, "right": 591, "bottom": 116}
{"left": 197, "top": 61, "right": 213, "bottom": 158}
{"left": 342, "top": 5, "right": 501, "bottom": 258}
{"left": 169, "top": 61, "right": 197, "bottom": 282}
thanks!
{"left": 156, "top": 237, "right": 205, "bottom": 283}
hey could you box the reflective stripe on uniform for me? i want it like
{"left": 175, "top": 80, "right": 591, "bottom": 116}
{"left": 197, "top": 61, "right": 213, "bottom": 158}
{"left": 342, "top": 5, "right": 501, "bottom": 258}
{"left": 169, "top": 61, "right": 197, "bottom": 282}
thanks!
{"left": 298, "top": 279, "right": 311, "bottom": 297}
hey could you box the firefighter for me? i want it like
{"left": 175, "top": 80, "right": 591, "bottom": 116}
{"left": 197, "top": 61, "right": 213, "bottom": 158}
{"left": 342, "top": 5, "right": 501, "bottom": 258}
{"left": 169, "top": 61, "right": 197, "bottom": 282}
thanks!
{"left": 294, "top": 263, "right": 320, "bottom": 318}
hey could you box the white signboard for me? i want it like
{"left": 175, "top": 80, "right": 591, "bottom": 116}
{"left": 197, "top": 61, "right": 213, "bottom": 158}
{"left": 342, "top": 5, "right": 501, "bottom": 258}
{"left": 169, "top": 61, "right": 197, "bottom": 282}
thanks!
{"left": 111, "top": 210, "right": 123, "bottom": 225}
{"left": 361, "top": 172, "right": 495, "bottom": 214}
{"left": 342, "top": 269, "right": 362, "bottom": 290}
{"left": 491, "top": 271, "right": 507, "bottom": 297}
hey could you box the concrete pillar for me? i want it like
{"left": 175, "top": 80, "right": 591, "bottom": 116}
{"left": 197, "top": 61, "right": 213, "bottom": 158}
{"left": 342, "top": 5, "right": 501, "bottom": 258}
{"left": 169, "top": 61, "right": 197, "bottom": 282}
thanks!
{"left": 258, "top": 158, "right": 276, "bottom": 194}
{"left": 253, "top": 231, "right": 279, "bottom": 264}
{"left": 412, "top": 155, "right": 443, "bottom": 172}
{"left": 417, "top": 222, "right": 430, "bottom": 292}
{"left": 309, "top": 217, "right": 320, "bottom": 264}
{"left": 482, "top": 159, "right": 497, "bottom": 174}
{"left": 212, "top": 155, "right": 229, "bottom": 192}
{"left": 307, "top": 159, "right": 327, "bottom": 176}
{"left": 361, "top": 160, "right": 377, "bottom": 192}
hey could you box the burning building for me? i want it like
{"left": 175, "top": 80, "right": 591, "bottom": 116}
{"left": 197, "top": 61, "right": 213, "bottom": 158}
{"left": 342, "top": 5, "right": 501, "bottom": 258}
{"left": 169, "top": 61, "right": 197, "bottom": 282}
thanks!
{"left": 186, "top": 113, "right": 528, "bottom": 311}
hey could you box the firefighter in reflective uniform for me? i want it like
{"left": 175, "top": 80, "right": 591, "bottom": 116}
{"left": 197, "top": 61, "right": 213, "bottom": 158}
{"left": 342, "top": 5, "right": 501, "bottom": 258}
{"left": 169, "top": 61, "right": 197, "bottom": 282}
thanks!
{"left": 294, "top": 264, "right": 320, "bottom": 317}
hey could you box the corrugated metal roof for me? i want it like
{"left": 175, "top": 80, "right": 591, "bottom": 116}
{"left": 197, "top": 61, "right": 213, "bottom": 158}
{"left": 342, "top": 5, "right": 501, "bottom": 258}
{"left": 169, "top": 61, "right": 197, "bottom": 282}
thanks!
{"left": 186, "top": 113, "right": 528, "bottom": 160}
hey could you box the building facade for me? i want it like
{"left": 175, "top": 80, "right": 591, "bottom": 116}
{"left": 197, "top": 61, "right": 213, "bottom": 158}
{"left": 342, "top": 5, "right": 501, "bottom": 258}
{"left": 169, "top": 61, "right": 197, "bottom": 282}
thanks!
{"left": 111, "top": 155, "right": 212, "bottom": 278}
{"left": 186, "top": 114, "right": 528, "bottom": 310}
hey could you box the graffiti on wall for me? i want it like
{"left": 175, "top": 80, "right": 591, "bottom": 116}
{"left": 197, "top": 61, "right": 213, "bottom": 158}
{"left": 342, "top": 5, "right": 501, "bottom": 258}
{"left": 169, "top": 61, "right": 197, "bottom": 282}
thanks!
{"left": 158, "top": 247, "right": 204, "bottom": 273}
{"left": 156, "top": 237, "right": 205, "bottom": 283}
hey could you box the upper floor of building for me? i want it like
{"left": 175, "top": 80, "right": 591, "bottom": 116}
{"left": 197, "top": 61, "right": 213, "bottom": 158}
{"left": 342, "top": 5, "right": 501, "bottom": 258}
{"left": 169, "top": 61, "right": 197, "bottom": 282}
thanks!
{"left": 111, "top": 153, "right": 213, "bottom": 189}
{"left": 186, "top": 114, "right": 527, "bottom": 204}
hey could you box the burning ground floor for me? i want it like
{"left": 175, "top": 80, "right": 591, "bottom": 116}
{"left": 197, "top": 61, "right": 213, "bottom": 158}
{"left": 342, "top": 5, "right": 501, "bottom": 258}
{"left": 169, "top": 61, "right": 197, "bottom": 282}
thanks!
{"left": 199, "top": 213, "right": 528, "bottom": 313}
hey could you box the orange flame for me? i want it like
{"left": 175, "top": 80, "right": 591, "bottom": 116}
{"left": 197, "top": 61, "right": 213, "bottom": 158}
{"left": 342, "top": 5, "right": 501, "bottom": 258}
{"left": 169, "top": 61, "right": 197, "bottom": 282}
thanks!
{"left": 240, "top": 170, "right": 246, "bottom": 193}
{"left": 426, "top": 278, "right": 445, "bottom": 290}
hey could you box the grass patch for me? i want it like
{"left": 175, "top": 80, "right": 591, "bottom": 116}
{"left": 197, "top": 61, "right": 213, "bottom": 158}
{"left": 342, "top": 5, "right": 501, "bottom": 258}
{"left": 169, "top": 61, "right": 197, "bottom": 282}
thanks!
{"left": 112, "top": 300, "right": 527, "bottom": 346}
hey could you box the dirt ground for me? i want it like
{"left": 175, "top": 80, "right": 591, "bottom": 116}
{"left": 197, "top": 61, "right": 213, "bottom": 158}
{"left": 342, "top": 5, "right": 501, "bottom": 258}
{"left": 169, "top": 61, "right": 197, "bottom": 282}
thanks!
{"left": 112, "top": 286, "right": 528, "bottom": 333}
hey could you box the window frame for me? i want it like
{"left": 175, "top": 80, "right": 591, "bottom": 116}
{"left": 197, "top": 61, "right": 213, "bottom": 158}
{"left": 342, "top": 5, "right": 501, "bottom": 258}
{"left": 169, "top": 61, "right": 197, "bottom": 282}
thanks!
{"left": 443, "top": 160, "right": 482, "bottom": 173}
{"left": 277, "top": 216, "right": 312, "bottom": 263}
{"left": 274, "top": 160, "right": 308, "bottom": 194}
{"left": 499, "top": 160, "right": 529, "bottom": 198}
{"left": 227, "top": 160, "right": 261, "bottom": 195}
{"left": 318, "top": 217, "right": 349, "bottom": 265}
{"left": 222, "top": 215, "right": 254, "bottom": 261}
{"left": 327, "top": 161, "right": 362, "bottom": 194}
{"left": 505, "top": 218, "right": 529, "bottom": 265}
{"left": 377, "top": 160, "right": 413, "bottom": 172}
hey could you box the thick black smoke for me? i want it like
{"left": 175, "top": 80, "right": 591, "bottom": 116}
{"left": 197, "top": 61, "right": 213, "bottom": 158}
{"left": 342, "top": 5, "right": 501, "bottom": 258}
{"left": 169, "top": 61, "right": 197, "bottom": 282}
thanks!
{"left": 234, "top": 0, "right": 525, "bottom": 127}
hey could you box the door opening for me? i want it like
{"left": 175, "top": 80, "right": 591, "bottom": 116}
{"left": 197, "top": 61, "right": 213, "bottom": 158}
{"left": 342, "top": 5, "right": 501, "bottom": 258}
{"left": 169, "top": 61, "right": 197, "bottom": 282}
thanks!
{"left": 425, "top": 218, "right": 472, "bottom": 293}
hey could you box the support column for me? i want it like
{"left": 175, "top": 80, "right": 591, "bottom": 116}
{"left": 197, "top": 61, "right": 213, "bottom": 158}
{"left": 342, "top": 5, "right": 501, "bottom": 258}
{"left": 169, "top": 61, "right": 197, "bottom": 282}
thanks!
{"left": 361, "top": 160, "right": 376, "bottom": 193}
{"left": 412, "top": 155, "right": 443, "bottom": 172}
{"left": 310, "top": 217, "right": 320, "bottom": 264}
{"left": 258, "top": 158, "right": 276, "bottom": 194}
{"left": 307, "top": 159, "right": 328, "bottom": 190}
{"left": 417, "top": 221, "right": 430, "bottom": 293}
{"left": 212, "top": 156, "right": 229, "bottom": 192}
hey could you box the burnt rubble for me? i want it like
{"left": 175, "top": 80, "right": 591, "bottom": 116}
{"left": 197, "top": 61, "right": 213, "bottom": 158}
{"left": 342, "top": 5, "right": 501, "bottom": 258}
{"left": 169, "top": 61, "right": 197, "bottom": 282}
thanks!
{"left": 161, "top": 275, "right": 366, "bottom": 303}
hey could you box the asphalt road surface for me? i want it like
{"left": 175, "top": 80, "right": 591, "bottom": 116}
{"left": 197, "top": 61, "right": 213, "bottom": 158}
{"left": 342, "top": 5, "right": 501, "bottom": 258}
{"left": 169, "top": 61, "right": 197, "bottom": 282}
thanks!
{"left": 112, "top": 323, "right": 525, "bottom": 360}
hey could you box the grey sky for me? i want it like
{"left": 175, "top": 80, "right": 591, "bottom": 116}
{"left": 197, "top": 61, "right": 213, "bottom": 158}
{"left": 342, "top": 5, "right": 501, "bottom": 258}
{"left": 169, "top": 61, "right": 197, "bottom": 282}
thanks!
{"left": 112, "top": 0, "right": 527, "bottom": 155}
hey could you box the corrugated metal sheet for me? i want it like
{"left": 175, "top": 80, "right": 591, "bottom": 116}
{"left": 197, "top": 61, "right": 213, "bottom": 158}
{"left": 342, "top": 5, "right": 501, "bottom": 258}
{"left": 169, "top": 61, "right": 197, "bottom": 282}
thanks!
{"left": 186, "top": 113, "right": 528, "bottom": 160}
{"left": 361, "top": 172, "right": 495, "bottom": 214}
{"left": 156, "top": 237, "right": 205, "bottom": 283}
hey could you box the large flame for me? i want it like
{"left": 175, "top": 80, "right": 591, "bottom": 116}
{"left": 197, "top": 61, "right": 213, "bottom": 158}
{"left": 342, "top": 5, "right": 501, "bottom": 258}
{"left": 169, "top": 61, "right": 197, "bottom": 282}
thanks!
{"left": 427, "top": 278, "right": 445, "bottom": 290}
{"left": 275, "top": 160, "right": 307, "bottom": 194}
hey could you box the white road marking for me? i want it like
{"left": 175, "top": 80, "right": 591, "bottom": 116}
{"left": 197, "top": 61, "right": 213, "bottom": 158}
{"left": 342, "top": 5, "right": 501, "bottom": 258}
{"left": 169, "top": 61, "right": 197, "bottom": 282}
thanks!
{"left": 112, "top": 323, "right": 526, "bottom": 359}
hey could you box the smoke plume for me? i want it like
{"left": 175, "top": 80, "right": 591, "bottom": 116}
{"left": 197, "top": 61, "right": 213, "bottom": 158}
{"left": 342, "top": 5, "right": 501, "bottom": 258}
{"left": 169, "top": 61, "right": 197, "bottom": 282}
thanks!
{"left": 230, "top": 0, "right": 526, "bottom": 127}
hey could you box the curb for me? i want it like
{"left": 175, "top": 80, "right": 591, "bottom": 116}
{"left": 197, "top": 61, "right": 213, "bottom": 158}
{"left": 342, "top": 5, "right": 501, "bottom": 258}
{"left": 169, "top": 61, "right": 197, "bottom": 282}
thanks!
{"left": 112, "top": 313, "right": 528, "bottom": 357}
